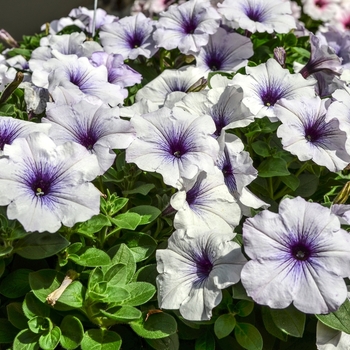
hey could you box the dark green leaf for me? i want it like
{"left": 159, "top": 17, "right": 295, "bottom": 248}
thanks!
{"left": 258, "top": 157, "right": 290, "bottom": 177}
{"left": 0, "top": 268, "right": 32, "bottom": 298}
{"left": 251, "top": 141, "right": 270, "bottom": 158}
{"left": 214, "top": 314, "right": 236, "bottom": 339}
{"left": 270, "top": 305, "right": 305, "bottom": 337}
{"left": 294, "top": 174, "right": 319, "bottom": 197}
{"left": 235, "top": 300, "right": 254, "bottom": 317}
{"left": 128, "top": 205, "right": 161, "bottom": 225}
{"left": 195, "top": 332, "right": 215, "bottom": 350}
{"left": 76, "top": 214, "right": 111, "bottom": 236}
{"left": 7, "top": 302, "right": 28, "bottom": 330}
{"left": 316, "top": 298, "right": 350, "bottom": 334}
{"left": 39, "top": 327, "right": 61, "bottom": 350}
{"left": 123, "top": 183, "right": 155, "bottom": 195}
{"left": 13, "top": 329, "right": 40, "bottom": 349}
{"left": 23, "top": 292, "right": 50, "bottom": 319}
{"left": 145, "top": 334, "right": 179, "bottom": 350}
{"left": 261, "top": 306, "right": 287, "bottom": 341}
{"left": 80, "top": 329, "right": 121, "bottom": 350}
{"left": 100, "top": 306, "right": 142, "bottom": 322}
{"left": 60, "top": 315, "right": 84, "bottom": 350}
{"left": 119, "top": 231, "right": 157, "bottom": 262}
{"left": 130, "top": 311, "right": 177, "bottom": 339}
{"left": 280, "top": 174, "right": 300, "bottom": 191}
{"left": 28, "top": 317, "right": 51, "bottom": 334}
{"left": 110, "top": 212, "right": 142, "bottom": 230}
{"left": 69, "top": 247, "right": 111, "bottom": 267}
{"left": 234, "top": 322, "right": 263, "bottom": 350}
{"left": 123, "top": 282, "right": 156, "bottom": 306}
{"left": 0, "top": 318, "right": 20, "bottom": 343}
{"left": 14, "top": 233, "right": 69, "bottom": 259}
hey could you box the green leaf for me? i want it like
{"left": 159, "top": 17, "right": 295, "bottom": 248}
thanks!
{"left": 7, "top": 302, "right": 28, "bottom": 330}
{"left": 261, "top": 306, "right": 287, "bottom": 342}
{"left": 280, "top": 174, "right": 300, "bottom": 191}
{"left": 0, "top": 258, "right": 5, "bottom": 278}
{"left": 23, "top": 292, "right": 50, "bottom": 319}
{"left": 69, "top": 247, "right": 111, "bottom": 267}
{"left": 105, "top": 264, "right": 132, "bottom": 286}
{"left": 87, "top": 267, "right": 104, "bottom": 291}
{"left": 145, "top": 334, "right": 179, "bottom": 350}
{"left": 56, "top": 281, "right": 84, "bottom": 309}
{"left": 28, "top": 316, "right": 51, "bottom": 334}
{"left": 118, "top": 231, "right": 157, "bottom": 262}
{"left": 101, "top": 193, "right": 128, "bottom": 216}
{"left": 0, "top": 318, "right": 20, "bottom": 344}
{"left": 14, "top": 233, "right": 69, "bottom": 259}
{"left": 316, "top": 298, "right": 350, "bottom": 334}
{"left": 235, "top": 300, "right": 254, "bottom": 317}
{"left": 0, "top": 245, "right": 13, "bottom": 257}
{"left": 294, "top": 174, "right": 319, "bottom": 197}
{"left": 251, "top": 141, "right": 270, "bottom": 158}
{"left": 60, "top": 315, "right": 84, "bottom": 350}
{"left": 130, "top": 311, "right": 177, "bottom": 339}
{"left": 290, "top": 47, "right": 310, "bottom": 58}
{"left": 13, "top": 329, "right": 40, "bottom": 350}
{"left": 270, "top": 305, "right": 305, "bottom": 338}
{"left": 110, "top": 212, "right": 142, "bottom": 230}
{"left": 195, "top": 332, "right": 215, "bottom": 350}
{"left": 108, "top": 244, "right": 136, "bottom": 278}
{"left": 29, "top": 270, "right": 83, "bottom": 311}
{"left": 214, "top": 314, "right": 236, "bottom": 339}
{"left": 101, "top": 284, "right": 130, "bottom": 304}
{"left": 123, "top": 282, "right": 156, "bottom": 306}
{"left": 100, "top": 306, "right": 142, "bottom": 322}
{"left": 133, "top": 264, "right": 158, "bottom": 286}
{"left": 0, "top": 268, "right": 32, "bottom": 298}
{"left": 76, "top": 214, "right": 111, "bottom": 236}
{"left": 234, "top": 322, "right": 263, "bottom": 350}
{"left": 39, "top": 327, "right": 61, "bottom": 350}
{"left": 129, "top": 205, "right": 161, "bottom": 225}
{"left": 123, "top": 183, "right": 155, "bottom": 195}
{"left": 232, "top": 282, "right": 253, "bottom": 301}
{"left": 258, "top": 157, "right": 290, "bottom": 177}
{"left": 81, "top": 329, "right": 121, "bottom": 350}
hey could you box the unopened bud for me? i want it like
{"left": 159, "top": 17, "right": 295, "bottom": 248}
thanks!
{"left": 274, "top": 47, "right": 286, "bottom": 68}
{"left": 0, "top": 29, "right": 19, "bottom": 48}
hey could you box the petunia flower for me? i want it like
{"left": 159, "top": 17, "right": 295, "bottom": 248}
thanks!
{"left": 0, "top": 132, "right": 101, "bottom": 233}
{"left": 193, "top": 27, "right": 253, "bottom": 73}
{"left": 170, "top": 169, "right": 241, "bottom": 231}
{"left": 29, "top": 32, "right": 103, "bottom": 73}
{"left": 99, "top": 13, "right": 158, "bottom": 60}
{"left": 216, "top": 134, "right": 268, "bottom": 216}
{"left": 241, "top": 196, "right": 350, "bottom": 314}
{"left": 135, "top": 66, "right": 207, "bottom": 108}
{"left": 231, "top": 58, "right": 316, "bottom": 121}
{"left": 43, "top": 53, "right": 126, "bottom": 107}
{"left": 43, "top": 99, "right": 135, "bottom": 175}
{"left": 275, "top": 96, "right": 350, "bottom": 172}
{"left": 301, "top": 0, "right": 341, "bottom": 22}
{"left": 125, "top": 106, "right": 219, "bottom": 188}
{"left": 68, "top": 7, "right": 117, "bottom": 34}
{"left": 156, "top": 226, "right": 247, "bottom": 320}
{"left": 0, "top": 117, "right": 50, "bottom": 155}
{"left": 90, "top": 51, "right": 142, "bottom": 88}
{"left": 218, "top": 0, "right": 296, "bottom": 34}
{"left": 153, "top": 0, "right": 221, "bottom": 55}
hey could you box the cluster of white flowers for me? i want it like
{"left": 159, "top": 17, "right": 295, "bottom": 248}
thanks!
{"left": 1, "top": 2, "right": 350, "bottom": 344}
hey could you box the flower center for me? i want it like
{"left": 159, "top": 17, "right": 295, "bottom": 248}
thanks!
{"left": 303, "top": 114, "right": 330, "bottom": 145}
{"left": 291, "top": 242, "right": 311, "bottom": 261}
{"left": 260, "top": 85, "right": 284, "bottom": 107}
{"left": 195, "top": 252, "right": 213, "bottom": 280}
{"left": 127, "top": 31, "right": 144, "bottom": 49}
{"left": 31, "top": 178, "right": 52, "bottom": 197}
{"left": 245, "top": 5, "right": 264, "bottom": 22}
{"left": 315, "top": 0, "right": 327, "bottom": 8}
{"left": 182, "top": 16, "right": 198, "bottom": 34}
